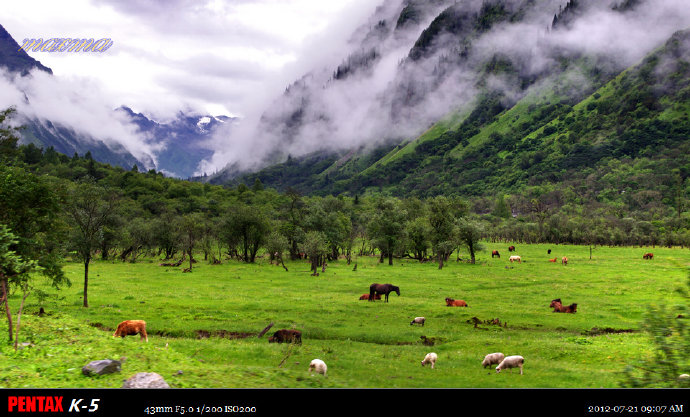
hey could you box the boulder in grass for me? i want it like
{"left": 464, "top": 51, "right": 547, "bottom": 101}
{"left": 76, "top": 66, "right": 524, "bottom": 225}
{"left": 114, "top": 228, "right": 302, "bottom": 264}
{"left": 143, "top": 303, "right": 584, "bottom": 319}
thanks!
{"left": 82, "top": 359, "right": 121, "bottom": 376}
{"left": 122, "top": 372, "right": 170, "bottom": 388}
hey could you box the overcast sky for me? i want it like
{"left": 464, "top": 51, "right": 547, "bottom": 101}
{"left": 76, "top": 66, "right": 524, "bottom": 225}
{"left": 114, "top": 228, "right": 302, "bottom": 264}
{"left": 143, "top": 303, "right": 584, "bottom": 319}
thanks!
{"left": 1, "top": 0, "right": 381, "bottom": 121}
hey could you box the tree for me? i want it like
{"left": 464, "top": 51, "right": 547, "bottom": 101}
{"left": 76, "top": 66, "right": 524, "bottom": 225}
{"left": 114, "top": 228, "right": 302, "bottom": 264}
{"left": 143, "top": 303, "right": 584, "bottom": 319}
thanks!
{"left": 492, "top": 194, "right": 511, "bottom": 218}
{"left": 222, "top": 204, "right": 270, "bottom": 263}
{"left": 280, "top": 188, "right": 306, "bottom": 260}
{"left": 456, "top": 218, "right": 484, "bottom": 264}
{"left": 66, "top": 180, "right": 118, "bottom": 307}
{"left": 0, "top": 107, "right": 21, "bottom": 164}
{"left": 151, "top": 212, "right": 181, "bottom": 260}
{"left": 367, "top": 198, "right": 407, "bottom": 265}
{"left": 0, "top": 165, "right": 68, "bottom": 312}
{"left": 622, "top": 277, "right": 690, "bottom": 388}
{"left": 406, "top": 217, "right": 431, "bottom": 260}
{"left": 0, "top": 224, "right": 38, "bottom": 342}
{"left": 301, "top": 231, "right": 328, "bottom": 275}
{"left": 428, "top": 196, "right": 459, "bottom": 269}
{"left": 176, "top": 213, "right": 205, "bottom": 271}
{"left": 265, "top": 231, "right": 289, "bottom": 271}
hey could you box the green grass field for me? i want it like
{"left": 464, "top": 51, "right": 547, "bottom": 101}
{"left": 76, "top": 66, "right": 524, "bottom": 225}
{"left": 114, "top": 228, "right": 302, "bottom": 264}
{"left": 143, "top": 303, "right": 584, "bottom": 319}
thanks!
{"left": 1, "top": 243, "right": 687, "bottom": 388}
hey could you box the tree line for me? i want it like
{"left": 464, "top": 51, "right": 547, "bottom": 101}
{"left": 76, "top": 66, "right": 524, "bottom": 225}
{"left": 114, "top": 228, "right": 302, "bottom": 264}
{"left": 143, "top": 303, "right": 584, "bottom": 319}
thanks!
{"left": 1, "top": 106, "right": 689, "bottom": 340}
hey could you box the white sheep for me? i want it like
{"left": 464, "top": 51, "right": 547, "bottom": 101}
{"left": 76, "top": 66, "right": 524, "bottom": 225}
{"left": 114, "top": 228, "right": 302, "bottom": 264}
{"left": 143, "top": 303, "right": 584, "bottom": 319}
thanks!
{"left": 308, "top": 359, "right": 327, "bottom": 377}
{"left": 481, "top": 352, "right": 505, "bottom": 369}
{"left": 421, "top": 352, "right": 437, "bottom": 369}
{"left": 410, "top": 317, "right": 426, "bottom": 326}
{"left": 679, "top": 374, "right": 689, "bottom": 380}
{"left": 496, "top": 355, "right": 524, "bottom": 375}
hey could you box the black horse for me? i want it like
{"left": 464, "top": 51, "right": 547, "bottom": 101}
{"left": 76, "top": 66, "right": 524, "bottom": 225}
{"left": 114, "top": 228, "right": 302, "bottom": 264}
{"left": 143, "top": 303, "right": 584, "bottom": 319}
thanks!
{"left": 369, "top": 283, "right": 400, "bottom": 303}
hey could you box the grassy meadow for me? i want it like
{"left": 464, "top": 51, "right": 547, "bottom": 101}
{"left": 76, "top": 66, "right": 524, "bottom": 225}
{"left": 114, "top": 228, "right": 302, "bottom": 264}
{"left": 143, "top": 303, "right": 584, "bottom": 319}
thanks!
{"left": 1, "top": 243, "right": 688, "bottom": 388}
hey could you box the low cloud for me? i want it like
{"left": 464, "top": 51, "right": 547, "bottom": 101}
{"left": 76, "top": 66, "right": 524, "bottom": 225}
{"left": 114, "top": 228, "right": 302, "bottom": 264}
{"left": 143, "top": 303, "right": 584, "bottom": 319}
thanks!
{"left": 199, "top": 0, "right": 690, "bottom": 177}
{"left": 0, "top": 68, "right": 161, "bottom": 167}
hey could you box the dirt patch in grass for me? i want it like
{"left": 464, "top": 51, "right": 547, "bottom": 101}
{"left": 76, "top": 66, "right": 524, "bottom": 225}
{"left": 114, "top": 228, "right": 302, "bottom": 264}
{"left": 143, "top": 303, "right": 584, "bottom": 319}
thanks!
{"left": 466, "top": 316, "right": 508, "bottom": 330}
{"left": 196, "top": 330, "right": 255, "bottom": 339}
{"left": 584, "top": 327, "right": 637, "bottom": 336}
{"left": 88, "top": 322, "right": 113, "bottom": 331}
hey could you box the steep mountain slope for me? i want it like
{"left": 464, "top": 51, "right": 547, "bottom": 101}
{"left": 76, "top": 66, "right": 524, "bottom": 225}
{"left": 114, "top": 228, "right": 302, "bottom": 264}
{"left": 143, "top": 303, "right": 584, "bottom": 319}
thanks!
{"left": 116, "top": 107, "right": 235, "bottom": 178}
{"left": 0, "top": 24, "right": 229, "bottom": 178}
{"left": 0, "top": 24, "right": 52, "bottom": 75}
{"left": 217, "top": 0, "right": 690, "bottom": 201}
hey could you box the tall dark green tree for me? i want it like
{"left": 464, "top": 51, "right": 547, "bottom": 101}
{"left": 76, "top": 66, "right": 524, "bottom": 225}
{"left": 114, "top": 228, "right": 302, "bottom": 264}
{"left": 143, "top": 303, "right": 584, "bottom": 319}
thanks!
{"left": 367, "top": 197, "right": 407, "bottom": 265}
{"left": 456, "top": 218, "right": 484, "bottom": 264}
{"left": 428, "top": 196, "right": 459, "bottom": 269}
{"left": 0, "top": 109, "right": 68, "bottom": 333}
{"left": 222, "top": 203, "right": 270, "bottom": 263}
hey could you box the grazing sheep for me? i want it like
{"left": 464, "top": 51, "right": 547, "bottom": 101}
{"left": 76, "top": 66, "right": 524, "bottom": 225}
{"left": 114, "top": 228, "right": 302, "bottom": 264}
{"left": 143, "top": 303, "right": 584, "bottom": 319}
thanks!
{"left": 410, "top": 317, "right": 426, "bottom": 326}
{"left": 496, "top": 355, "right": 524, "bottom": 374}
{"left": 421, "top": 352, "right": 437, "bottom": 369}
{"left": 678, "top": 374, "right": 689, "bottom": 379}
{"left": 509, "top": 255, "right": 521, "bottom": 263}
{"left": 308, "top": 359, "right": 327, "bottom": 377}
{"left": 482, "top": 352, "right": 505, "bottom": 369}
{"left": 113, "top": 320, "right": 148, "bottom": 342}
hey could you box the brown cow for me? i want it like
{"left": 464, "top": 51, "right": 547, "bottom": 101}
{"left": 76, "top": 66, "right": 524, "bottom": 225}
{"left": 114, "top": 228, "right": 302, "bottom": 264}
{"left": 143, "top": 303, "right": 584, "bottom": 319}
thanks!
{"left": 643, "top": 253, "right": 654, "bottom": 260}
{"left": 491, "top": 250, "right": 500, "bottom": 258}
{"left": 113, "top": 320, "right": 148, "bottom": 342}
{"left": 549, "top": 257, "right": 557, "bottom": 262}
{"left": 268, "top": 329, "right": 302, "bottom": 344}
{"left": 561, "top": 256, "right": 568, "bottom": 265}
{"left": 445, "top": 297, "right": 468, "bottom": 307}
{"left": 359, "top": 293, "right": 381, "bottom": 300}
{"left": 508, "top": 246, "right": 515, "bottom": 252}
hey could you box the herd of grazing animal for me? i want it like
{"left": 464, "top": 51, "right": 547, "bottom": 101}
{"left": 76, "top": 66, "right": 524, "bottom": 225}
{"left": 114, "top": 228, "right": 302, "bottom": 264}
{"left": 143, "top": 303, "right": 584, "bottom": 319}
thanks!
{"left": 499, "top": 246, "right": 573, "bottom": 266}
{"left": 109, "top": 246, "right": 662, "bottom": 381}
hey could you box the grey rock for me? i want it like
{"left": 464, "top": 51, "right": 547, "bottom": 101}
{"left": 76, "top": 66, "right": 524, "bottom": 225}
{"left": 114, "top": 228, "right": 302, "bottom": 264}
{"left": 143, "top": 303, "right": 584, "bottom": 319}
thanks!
{"left": 82, "top": 359, "right": 121, "bottom": 376}
{"left": 122, "top": 372, "right": 170, "bottom": 388}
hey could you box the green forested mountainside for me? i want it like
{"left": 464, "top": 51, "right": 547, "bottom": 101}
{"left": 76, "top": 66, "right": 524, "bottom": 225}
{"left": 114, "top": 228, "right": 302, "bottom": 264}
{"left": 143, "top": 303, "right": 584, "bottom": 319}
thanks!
{"left": 230, "top": 28, "right": 690, "bottom": 232}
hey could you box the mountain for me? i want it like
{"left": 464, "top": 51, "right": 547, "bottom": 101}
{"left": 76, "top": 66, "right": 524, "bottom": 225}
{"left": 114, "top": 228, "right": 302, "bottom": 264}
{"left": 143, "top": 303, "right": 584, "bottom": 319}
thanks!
{"left": 0, "top": 23, "right": 230, "bottom": 178}
{"left": 0, "top": 24, "right": 52, "bottom": 75}
{"left": 210, "top": 0, "right": 690, "bottom": 204}
{"left": 116, "top": 107, "right": 236, "bottom": 178}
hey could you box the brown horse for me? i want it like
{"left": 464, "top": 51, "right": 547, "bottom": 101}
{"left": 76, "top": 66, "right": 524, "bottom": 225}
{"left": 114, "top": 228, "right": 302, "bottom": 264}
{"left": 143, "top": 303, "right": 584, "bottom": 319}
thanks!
{"left": 369, "top": 283, "right": 400, "bottom": 302}
{"left": 359, "top": 293, "right": 381, "bottom": 300}
{"left": 550, "top": 299, "right": 577, "bottom": 313}
{"left": 492, "top": 250, "right": 500, "bottom": 258}
{"left": 643, "top": 253, "right": 653, "bottom": 260}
